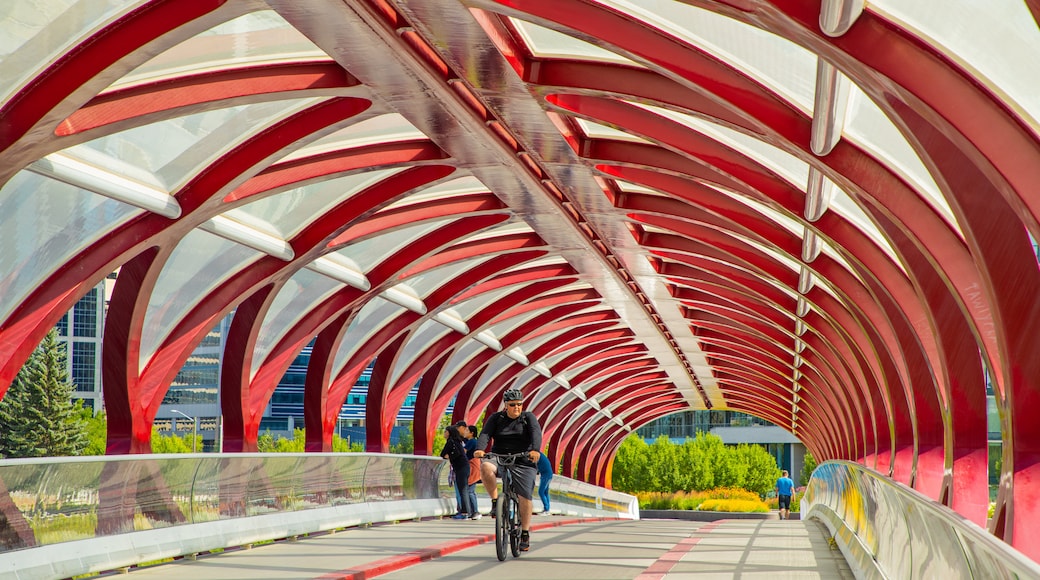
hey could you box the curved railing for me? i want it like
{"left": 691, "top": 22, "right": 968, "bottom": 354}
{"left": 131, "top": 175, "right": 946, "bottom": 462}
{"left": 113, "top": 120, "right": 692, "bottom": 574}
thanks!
{"left": 803, "top": 460, "right": 1040, "bottom": 579}
{"left": 0, "top": 453, "right": 635, "bottom": 579}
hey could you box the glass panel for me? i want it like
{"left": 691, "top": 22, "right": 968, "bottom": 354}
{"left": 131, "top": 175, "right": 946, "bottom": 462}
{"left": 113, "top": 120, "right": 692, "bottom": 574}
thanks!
{"left": 0, "top": 0, "right": 129, "bottom": 103}
{"left": 0, "top": 171, "right": 141, "bottom": 324}
{"left": 56, "top": 313, "right": 69, "bottom": 337}
{"left": 0, "top": 454, "right": 448, "bottom": 554}
{"left": 636, "top": 102, "right": 902, "bottom": 266}
{"left": 382, "top": 175, "right": 490, "bottom": 209}
{"left": 71, "top": 341, "right": 96, "bottom": 392}
{"left": 448, "top": 284, "right": 517, "bottom": 320}
{"left": 508, "top": 17, "right": 640, "bottom": 65}
{"left": 331, "top": 297, "right": 408, "bottom": 375}
{"left": 140, "top": 230, "right": 263, "bottom": 364}
{"left": 391, "top": 320, "right": 456, "bottom": 386}
{"left": 827, "top": 185, "right": 901, "bottom": 266}
{"left": 72, "top": 288, "right": 99, "bottom": 337}
{"left": 870, "top": 0, "right": 1040, "bottom": 131}
{"left": 600, "top": 0, "right": 816, "bottom": 114}
{"left": 575, "top": 118, "right": 654, "bottom": 143}
{"left": 404, "top": 259, "right": 481, "bottom": 297}
{"left": 221, "top": 167, "right": 402, "bottom": 240}
{"left": 252, "top": 268, "right": 343, "bottom": 376}
{"left": 843, "top": 82, "right": 957, "bottom": 232}
{"left": 285, "top": 114, "right": 429, "bottom": 161}
{"left": 707, "top": 184, "right": 860, "bottom": 282}
{"left": 62, "top": 98, "right": 324, "bottom": 192}
{"left": 112, "top": 10, "right": 327, "bottom": 89}
{"left": 484, "top": 303, "right": 555, "bottom": 337}
{"left": 615, "top": 179, "right": 667, "bottom": 195}
{"left": 634, "top": 102, "right": 809, "bottom": 189}
{"left": 337, "top": 219, "right": 453, "bottom": 272}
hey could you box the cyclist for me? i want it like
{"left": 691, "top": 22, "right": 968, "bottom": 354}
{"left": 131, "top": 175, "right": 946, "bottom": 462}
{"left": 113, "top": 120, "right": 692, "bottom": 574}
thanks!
{"left": 473, "top": 388, "right": 542, "bottom": 552}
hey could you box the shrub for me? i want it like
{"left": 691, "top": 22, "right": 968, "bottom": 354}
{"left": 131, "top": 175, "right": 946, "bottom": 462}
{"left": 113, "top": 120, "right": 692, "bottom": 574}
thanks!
{"left": 701, "top": 487, "right": 761, "bottom": 502}
{"left": 637, "top": 488, "right": 769, "bottom": 511}
{"left": 698, "top": 498, "right": 769, "bottom": 513}
{"left": 765, "top": 489, "right": 803, "bottom": 513}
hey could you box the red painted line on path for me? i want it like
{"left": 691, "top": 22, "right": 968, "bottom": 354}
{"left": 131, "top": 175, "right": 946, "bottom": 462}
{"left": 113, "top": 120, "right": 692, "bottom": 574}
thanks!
{"left": 634, "top": 520, "right": 723, "bottom": 580}
{"left": 315, "top": 517, "right": 616, "bottom": 580}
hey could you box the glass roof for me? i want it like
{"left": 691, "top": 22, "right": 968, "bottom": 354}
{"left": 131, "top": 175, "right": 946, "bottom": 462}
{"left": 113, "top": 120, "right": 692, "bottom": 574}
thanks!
{"left": 0, "top": 0, "right": 124, "bottom": 102}
{"left": 599, "top": 0, "right": 817, "bottom": 115}
{"left": 112, "top": 10, "right": 327, "bottom": 90}
{"left": 509, "top": 17, "right": 640, "bottom": 65}
{"left": 330, "top": 296, "right": 408, "bottom": 376}
{"left": 336, "top": 218, "right": 457, "bottom": 274}
{"left": 62, "top": 98, "right": 325, "bottom": 192}
{"left": 285, "top": 114, "right": 430, "bottom": 161}
{"left": 842, "top": 81, "right": 959, "bottom": 234}
{"left": 6, "top": 0, "right": 1039, "bottom": 479}
{"left": 0, "top": 170, "right": 141, "bottom": 324}
{"left": 871, "top": 0, "right": 1040, "bottom": 132}
{"left": 141, "top": 230, "right": 263, "bottom": 365}
{"left": 222, "top": 167, "right": 403, "bottom": 240}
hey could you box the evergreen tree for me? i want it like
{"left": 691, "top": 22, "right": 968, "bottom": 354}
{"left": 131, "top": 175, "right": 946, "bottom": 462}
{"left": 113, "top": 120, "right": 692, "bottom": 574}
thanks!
{"left": 0, "top": 330, "right": 86, "bottom": 458}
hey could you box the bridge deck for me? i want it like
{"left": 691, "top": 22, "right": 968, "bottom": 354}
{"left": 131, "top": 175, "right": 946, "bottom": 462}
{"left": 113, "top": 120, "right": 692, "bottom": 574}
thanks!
{"left": 119, "top": 516, "right": 854, "bottom": 579}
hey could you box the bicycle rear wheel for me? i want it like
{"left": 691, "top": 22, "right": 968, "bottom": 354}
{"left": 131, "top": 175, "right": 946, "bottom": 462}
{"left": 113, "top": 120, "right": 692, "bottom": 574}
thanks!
{"left": 495, "top": 494, "right": 508, "bottom": 561}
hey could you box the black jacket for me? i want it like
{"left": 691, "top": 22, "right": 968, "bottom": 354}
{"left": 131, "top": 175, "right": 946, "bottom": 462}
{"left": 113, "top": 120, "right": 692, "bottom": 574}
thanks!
{"left": 475, "top": 410, "right": 542, "bottom": 464}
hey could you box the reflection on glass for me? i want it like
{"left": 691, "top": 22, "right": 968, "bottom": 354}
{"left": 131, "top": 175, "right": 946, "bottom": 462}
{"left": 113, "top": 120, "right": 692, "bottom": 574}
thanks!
{"left": 0, "top": 454, "right": 440, "bottom": 554}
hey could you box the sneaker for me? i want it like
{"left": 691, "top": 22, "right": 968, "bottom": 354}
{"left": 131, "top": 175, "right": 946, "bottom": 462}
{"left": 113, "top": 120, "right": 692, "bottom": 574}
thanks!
{"left": 519, "top": 531, "right": 530, "bottom": 551}
{"left": 490, "top": 498, "right": 497, "bottom": 518}
{"left": 469, "top": 513, "right": 482, "bottom": 520}
{"left": 451, "top": 513, "right": 468, "bottom": 519}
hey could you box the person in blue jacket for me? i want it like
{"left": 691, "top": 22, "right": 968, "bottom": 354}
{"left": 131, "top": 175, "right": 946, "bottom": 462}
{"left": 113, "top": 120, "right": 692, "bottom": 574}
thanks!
{"left": 535, "top": 451, "right": 554, "bottom": 514}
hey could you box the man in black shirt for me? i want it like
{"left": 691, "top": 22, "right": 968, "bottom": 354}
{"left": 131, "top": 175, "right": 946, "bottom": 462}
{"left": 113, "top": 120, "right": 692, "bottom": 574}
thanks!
{"left": 474, "top": 388, "right": 542, "bottom": 551}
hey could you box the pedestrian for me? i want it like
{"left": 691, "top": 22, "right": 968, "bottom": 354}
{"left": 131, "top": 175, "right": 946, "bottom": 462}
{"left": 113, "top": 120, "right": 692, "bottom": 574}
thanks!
{"left": 456, "top": 421, "right": 481, "bottom": 519}
{"left": 775, "top": 469, "right": 795, "bottom": 520}
{"left": 535, "top": 451, "right": 553, "bottom": 514}
{"left": 439, "top": 425, "right": 471, "bottom": 519}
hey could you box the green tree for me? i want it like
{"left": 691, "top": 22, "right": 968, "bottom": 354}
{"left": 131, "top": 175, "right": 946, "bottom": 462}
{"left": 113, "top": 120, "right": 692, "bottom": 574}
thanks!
{"left": 680, "top": 435, "right": 713, "bottom": 491}
{"left": 713, "top": 446, "right": 747, "bottom": 490}
{"left": 150, "top": 427, "right": 196, "bottom": 453}
{"left": 736, "top": 444, "right": 781, "bottom": 496}
{"left": 81, "top": 410, "right": 107, "bottom": 455}
{"left": 800, "top": 451, "right": 818, "bottom": 486}
{"left": 610, "top": 436, "right": 651, "bottom": 492}
{"left": 332, "top": 433, "right": 364, "bottom": 452}
{"left": 390, "top": 424, "right": 413, "bottom": 454}
{"left": 0, "top": 330, "right": 86, "bottom": 457}
{"left": 689, "top": 432, "right": 729, "bottom": 490}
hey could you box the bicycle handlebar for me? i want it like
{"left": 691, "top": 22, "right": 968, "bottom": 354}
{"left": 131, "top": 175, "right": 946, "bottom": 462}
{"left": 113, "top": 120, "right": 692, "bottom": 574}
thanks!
{"left": 484, "top": 451, "right": 534, "bottom": 465}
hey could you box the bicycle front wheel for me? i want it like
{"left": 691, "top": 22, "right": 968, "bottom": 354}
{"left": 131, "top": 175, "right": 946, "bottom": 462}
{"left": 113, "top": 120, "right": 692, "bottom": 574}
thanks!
{"left": 509, "top": 496, "right": 521, "bottom": 557}
{"left": 495, "top": 495, "right": 508, "bottom": 561}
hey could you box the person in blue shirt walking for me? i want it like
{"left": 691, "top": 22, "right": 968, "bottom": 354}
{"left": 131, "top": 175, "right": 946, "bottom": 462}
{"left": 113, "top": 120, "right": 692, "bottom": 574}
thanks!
{"left": 535, "top": 451, "right": 553, "bottom": 514}
{"left": 775, "top": 470, "right": 795, "bottom": 520}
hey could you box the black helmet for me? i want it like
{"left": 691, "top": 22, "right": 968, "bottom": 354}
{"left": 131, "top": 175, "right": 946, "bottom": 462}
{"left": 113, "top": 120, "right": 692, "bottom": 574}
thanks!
{"left": 502, "top": 388, "right": 523, "bottom": 402}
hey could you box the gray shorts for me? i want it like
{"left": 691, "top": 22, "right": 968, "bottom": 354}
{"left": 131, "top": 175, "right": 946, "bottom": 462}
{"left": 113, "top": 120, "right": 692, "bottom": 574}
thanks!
{"left": 483, "top": 456, "right": 536, "bottom": 500}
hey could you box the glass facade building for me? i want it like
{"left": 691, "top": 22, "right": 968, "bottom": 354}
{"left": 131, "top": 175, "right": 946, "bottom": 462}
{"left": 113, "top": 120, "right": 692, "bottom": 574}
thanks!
{"left": 55, "top": 282, "right": 105, "bottom": 412}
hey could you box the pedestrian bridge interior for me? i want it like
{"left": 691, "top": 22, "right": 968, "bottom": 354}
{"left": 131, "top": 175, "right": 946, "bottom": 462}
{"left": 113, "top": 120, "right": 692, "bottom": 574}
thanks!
{"left": 3, "top": 0, "right": 1040, "bottom": 577}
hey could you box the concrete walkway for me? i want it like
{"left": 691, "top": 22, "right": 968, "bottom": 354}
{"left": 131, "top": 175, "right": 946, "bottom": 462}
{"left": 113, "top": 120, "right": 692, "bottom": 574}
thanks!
{"left": 120, "top": 516, "right": 853, "bottom": 579}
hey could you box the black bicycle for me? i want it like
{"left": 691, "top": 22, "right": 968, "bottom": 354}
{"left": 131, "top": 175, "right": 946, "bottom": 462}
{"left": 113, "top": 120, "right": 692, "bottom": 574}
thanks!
{"left": 490, "top": 452, "right": 526, "bottom": 561}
